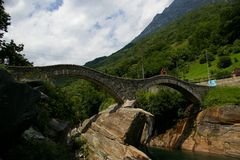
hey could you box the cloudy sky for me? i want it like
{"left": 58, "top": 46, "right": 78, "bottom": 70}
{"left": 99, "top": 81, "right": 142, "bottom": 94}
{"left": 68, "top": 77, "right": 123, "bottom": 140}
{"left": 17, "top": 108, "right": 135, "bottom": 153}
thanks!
{"left": 3, "top": 0, "right": 173, "bottom": 66}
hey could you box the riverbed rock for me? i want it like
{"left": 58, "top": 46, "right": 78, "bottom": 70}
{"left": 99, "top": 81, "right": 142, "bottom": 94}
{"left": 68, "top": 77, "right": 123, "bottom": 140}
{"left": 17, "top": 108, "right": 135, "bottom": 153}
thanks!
{"left": 22, "top": 127, "right": 45, "bottom": 141}
{"left": 74, "top": 107, "right": 153, "bottom": 160}
{"left": 150, "top": 118, "right": 191, "bottom": 149}
{"left": 47, "top": 118, "right": 70, "bottom": 143}
{"left": 182, "top": 105, "right": 240, "bottom": 157}
{"left": 150, "top": 104, "right": 196, "bottom": 149}
{"left": 150, "top": 105, "right": 240, "bottom": 158}
{"left": 0, "top": 69, "right": 41, "bottom": 155}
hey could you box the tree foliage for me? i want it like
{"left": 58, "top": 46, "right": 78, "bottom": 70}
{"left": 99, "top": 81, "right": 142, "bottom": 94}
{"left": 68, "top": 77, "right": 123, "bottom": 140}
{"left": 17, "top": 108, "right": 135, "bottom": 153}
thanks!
{"left": 0, "top": 0, "right": 10, "bottom": 39}
{"left": 42, "top": 79, "right": 115, "bottom": 123}
{"left": 0, "top": 40, "right": 32, "bottom": 66}
{"left": 217, "top": 56, "right": 232, "bottom": 68}
{"left": 136, "top": 88, "right": 188, "bottom": 133}
{"left": 0, "top": 0, "right": 32, "bottom": 66}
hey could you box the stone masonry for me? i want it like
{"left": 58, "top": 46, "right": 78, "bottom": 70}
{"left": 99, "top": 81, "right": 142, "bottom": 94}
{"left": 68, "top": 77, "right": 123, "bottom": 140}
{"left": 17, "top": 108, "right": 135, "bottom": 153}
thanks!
{"left": 8, "top": 64, "right": 209, "bottom": 104}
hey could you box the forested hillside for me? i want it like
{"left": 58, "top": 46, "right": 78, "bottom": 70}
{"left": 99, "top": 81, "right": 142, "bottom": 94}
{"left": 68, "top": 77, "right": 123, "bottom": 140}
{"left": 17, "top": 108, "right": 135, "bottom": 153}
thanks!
{"left": 86, "top": 0, "right": 240, "bottom": 81}
{"left": 134, "top": 0, "right": 224, "bottom": 41}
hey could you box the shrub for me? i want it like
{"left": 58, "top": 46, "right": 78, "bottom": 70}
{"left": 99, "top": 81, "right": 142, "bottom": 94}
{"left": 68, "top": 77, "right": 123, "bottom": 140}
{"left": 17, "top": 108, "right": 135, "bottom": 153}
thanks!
{"left": 71, "top": 136, "right": 88, "bottom": 159}
{"left": 212, "top": 70, "right": 232, "bottom": 79}
{"left": 217, "top": 56, "right": 232, "bottom": 68}
{"left": 234, "top": 57, "right": 239, "bottom": 62}
{"left": 203, "top": 87, "right": 240, "bottom": 107}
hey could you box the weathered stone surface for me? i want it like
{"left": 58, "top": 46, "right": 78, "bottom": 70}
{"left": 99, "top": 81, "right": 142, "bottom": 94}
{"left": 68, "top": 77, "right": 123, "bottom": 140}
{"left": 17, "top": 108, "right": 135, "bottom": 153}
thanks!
{"left": 182, "top": 105, "right": 240, "bottom": 157}
{"left": 150, "top": 104, "right": 196, "bottom": 149}
{"left": 47, "top": 118, "right": 70, "bottom": 143}
{"left": 22, "top": 127, "right": 45, "bottom": 140}
{"left": 75, "top": 107, "right": 153, "bottom": 160}
{"left": 141, "top": 113, "right": 154, "bottom": 145}
{"left": 84, "top": 128, "right": 150, "bottom": 160}
{"left": 150, "top": 118, "right": 190, "bottom": 148}
{"left": 0, "top": 69, "right": 41, "bottom": 154}
{"left": 150, "top": 105, "right": 240, "bottom": 158}
{"left": 196, "top": 105, "right": 240, "bottom": 124}
{"left": 122, "top": 100, "right": 136, "bottom": 108}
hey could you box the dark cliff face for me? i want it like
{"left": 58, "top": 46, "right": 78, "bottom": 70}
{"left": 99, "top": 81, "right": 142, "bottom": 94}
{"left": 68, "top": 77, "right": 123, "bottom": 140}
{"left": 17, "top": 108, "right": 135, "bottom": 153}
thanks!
{"left": 134, "top": 0, "right": 223, "bottom": 41}
{"left": 0, "top": 69, "right": 41, "bottom": 156}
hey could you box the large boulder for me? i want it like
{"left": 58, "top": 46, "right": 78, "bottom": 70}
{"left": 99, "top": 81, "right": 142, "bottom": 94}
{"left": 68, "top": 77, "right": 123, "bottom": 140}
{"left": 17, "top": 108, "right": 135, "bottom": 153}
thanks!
{"left": 47, "top": 118, "right": 70, "bottom": 143}
{"left": 150, "top": 105, "right": 240, "bottom": 158}
{"left": 0, "top": 69, "right": 41, "bottom": 154}
{"left": 70, "top": 104, "right": 153, "bottom": 160}
{"left": 22, "top": 127, "right": 45, "bottom": 141}
{"left": 182, "top": 105, "right": 240, "bottom": 157}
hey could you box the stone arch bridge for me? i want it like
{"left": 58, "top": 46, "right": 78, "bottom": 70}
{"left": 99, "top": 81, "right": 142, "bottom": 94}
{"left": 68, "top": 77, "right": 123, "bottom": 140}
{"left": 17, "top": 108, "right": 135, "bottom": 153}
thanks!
{"left": 8, "top": 65, "right": 209, "bottom": 104}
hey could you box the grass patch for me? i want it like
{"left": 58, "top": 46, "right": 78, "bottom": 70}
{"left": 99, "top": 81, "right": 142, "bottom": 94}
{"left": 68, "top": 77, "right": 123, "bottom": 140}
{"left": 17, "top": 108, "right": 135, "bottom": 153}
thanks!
{"left": 185, "top": 61, "right": 209, "bottom": 80}
{"left": 203, "top": 86, "right": 240, "bottom": 107}
{"left": 186, "top": 53, "right": 240, "bottom": 81}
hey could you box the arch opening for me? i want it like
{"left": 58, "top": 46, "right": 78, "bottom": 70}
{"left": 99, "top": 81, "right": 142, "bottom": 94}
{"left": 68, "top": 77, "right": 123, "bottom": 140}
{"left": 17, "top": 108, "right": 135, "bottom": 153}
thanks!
{"left": 50, "top": 76, "right": 118, "bottom": 121}
{"left": 52, "top": 74, "right": 123, "bottom": 104}
{"left": 136, "top": 85, "right": 193, "bottom": 134}
{"left": 143, "top": 77, "right": 202, "bottom": 104}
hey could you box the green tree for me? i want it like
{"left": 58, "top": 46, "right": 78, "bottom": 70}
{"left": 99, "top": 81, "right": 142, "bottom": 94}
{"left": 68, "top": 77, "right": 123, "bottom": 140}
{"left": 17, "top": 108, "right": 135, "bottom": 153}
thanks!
{"left": 219, "top": 0, "right": 240, "bottom": 43}
{"left": 0, "top": 40, "right": 32, "bottom": 66}
{"left": 0, "top": 0, "right": 32, "bottom": 66}
{"left": 0, "top": 0, "right": 10, "bottom": 40}
{"left": 38, "top": 81, "right": 77, "bottom": 124}
{"left": 217, "top": 56, "right": 232, "bottom": 68}
{"left": 62, "top": 80, "right": 107, "bottom": 121}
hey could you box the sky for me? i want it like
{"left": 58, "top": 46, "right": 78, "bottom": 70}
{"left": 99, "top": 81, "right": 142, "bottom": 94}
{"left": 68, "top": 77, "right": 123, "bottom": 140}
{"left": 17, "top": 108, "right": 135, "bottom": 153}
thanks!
{"left": 3, "top": 0, "right": 173, "bottom": 66}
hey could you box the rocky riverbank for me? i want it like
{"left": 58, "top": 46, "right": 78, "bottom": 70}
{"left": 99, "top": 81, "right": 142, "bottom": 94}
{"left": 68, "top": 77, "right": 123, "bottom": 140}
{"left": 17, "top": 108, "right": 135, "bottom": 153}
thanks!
{"left": 150, "top": 105, "right": 240, "bottom": 158}
{"left": 70, "top": 104, "right": 240, "bottom": 159}
{"left": 69, "top": 102, "right": 154, "bottom": 160}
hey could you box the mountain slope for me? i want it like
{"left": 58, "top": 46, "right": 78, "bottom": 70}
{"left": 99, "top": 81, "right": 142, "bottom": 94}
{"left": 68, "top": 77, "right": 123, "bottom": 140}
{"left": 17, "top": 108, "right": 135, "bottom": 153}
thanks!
{"left": 85, "top": 0, "right": 240, "bottom": 81}
{"left": 85, "top": 0, "right": 224, "bottom": 69}
{"left": 134, "top": 0, "right": 224, "bottom": 41}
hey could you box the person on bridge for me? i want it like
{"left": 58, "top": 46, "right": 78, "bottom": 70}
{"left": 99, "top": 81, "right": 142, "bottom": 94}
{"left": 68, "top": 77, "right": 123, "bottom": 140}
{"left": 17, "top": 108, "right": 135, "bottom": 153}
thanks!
{"left": 160, "top": 68, "right": 167, "bottom": 75}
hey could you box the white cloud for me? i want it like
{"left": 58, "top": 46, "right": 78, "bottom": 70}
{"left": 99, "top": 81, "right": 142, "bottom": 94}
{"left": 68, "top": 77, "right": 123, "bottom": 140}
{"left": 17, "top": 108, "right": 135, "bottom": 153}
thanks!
{"left": 3, "top": 0, "right": 173, "bottom": 66}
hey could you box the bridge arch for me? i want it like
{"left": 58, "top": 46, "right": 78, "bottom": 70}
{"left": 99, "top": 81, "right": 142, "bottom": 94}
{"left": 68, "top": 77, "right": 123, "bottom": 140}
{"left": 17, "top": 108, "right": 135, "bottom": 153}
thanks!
{"left": 7, "top": 65, "right": 128, "bottom": 104}
{"left": 7, "top": 65, "right": 209, "bottom": 105}
{"left": 53, "top": 75, "right": 124, "bottom": 104}
{"left": 140, "top": 76, "right": 209, "bottom": 104}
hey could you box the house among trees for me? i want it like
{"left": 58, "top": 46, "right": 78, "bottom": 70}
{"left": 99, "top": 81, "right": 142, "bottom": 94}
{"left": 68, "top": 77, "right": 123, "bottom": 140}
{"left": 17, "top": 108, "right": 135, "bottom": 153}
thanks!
{"left": 232, "top": 68, "right": 240, "bottom": 77}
